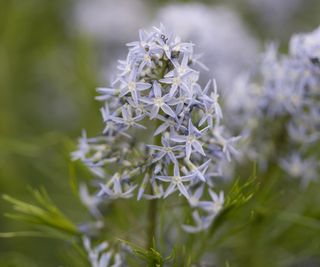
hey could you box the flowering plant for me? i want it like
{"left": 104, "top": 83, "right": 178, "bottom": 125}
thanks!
{"left": 7, "top": 23, "right": 319, "bottom": 267}
{"left": 226, "top": 26, "right": 320, "bottom": 187}
{"left": 70, "top": 24, "right": 241, "bottom": 264}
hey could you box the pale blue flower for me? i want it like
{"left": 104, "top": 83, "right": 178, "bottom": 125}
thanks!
{"left": 212, "top": 126, "right": 241, "bottom": 161}
{"left": 199, "top": 79, "right": 223, "bottom": 125}
{"left": 280, "top": 154, "right": 318, "bottom": 187}
{"left": 184, "top": 159, "right": 211, "bottom": 182}
{"left": 140, "top": 81, "right": 176, "bottom": 119}
{"left": 82, "top": 237, "right": 123, "bottom": 267}
{"left": 165, "top": 53, "right": 194, "bottom": 78}
{"left": 171, "top": 120, "right": 206, "bottom": 159}
{"left": 187, "top": 186, "right": 204, "bottom": 207}
{"left": 79, "top": 183, "right": 103, "bottom": 219}
{"left": 126, "top": 29, "right": 156, "bottom": 55}
{"left": 98, "top": 174, "right": 137, "bottom": 200}
{"left": 156, "top": 163, "right": 194, "bottom": 199}
{"left": 148, "top": 136, "right": 183, "bottom": 164}
{"left": 153, "top": 24, "right": 194, "bottom": 59}
{"left": 182, "top": 211, "right": 213, "bottom": 233}
{"left": 160, "top": 69, "right": 194, "bottom": 97}
{"left": 111, "top": 105, "right": 146, "bottom": 130}
{"left": 119, "top": 70, "right": 151, "bottom": 104}
{"left": 142, "top": 180, "right": 165, "bottom": 200}
{"left": 71, "top": 130, "right": 90, "bottom": 161}
{"left": 197, "top": 190, "right": 224, "bottom": 214}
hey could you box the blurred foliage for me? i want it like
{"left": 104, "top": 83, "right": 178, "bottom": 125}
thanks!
{"left": 2, "top": 187, "right": 80, "bottom": 238}
{"left": 1, "top": 0, "right": 320, "bottom": 266}
{"left": 0, "top": 0, "right": 100, "bottom": 265}
{"left": 120, "top": 239, "right": 175, "bottom": 267}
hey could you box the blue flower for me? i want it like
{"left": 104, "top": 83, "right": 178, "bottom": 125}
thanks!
{"left": 147, "top": 135, "right": 183, "bottom": 164}
{"left": 156, "top": 163, "right": 194, "bottom": 199}
{"left": 171, "top": 119, "right": 206, "bottom": 159}
{"left": 140, "top": 81, "right": 176, "bottom": 119}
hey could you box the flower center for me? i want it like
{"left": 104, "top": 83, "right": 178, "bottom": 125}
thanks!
{"left": 291, "top": 162, "right": 302, "bottom": 176}
{"left": 178, "top": 66, "right": 186, "bottom": 75}
{"left": 172, "top": 175, "right": 182, "bottom": 183}
{"left": 126, "top": 118, "right": 135, "bottom": 126}
{"left": 125, "top": 65, "right": 131, "bottom": 73}
{"left": 128, "top": 82, "right": 136, "bottom": 91}
{"left": 211, "top": 201, "right": 223, "bottom": 213}
{"left": 154, "top": 97, "right": 164, "bottom": 107}
{"left": 144, "top": 54, "right": 151, "bottom": 62}
{"left": 173, "top": 77, "right": 181, "bottom": 86}
{"left": 187, "top": 135, "right": 196, "bottom": 143}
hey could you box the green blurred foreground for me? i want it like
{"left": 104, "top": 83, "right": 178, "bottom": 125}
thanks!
{"left": 0, "top": 0, "right": 100, "bottom": 265}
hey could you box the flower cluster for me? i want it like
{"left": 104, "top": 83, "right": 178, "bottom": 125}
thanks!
{"left": 225, "top": 26, "right": 320, "bottom": 186}
{"left": 72, "top": 24, "right": 239, "bottom": 233}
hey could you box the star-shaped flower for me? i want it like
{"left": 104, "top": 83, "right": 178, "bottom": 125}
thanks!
{"left": 148, "top": 136, "right": 184, "bottom": 164}
{"left": 119, "top": 70, "right": 151, "bottom": 104}
{"left": 197, "top": 189, "right": 224, "bottom": 215}
{"left": 171, "top": 120, "right": 206, "bottom": 159}
{"left": 140, "top": 81, "right": 176, "bottom": 119}
{"left": 156, "top": 163, "right": 194, "bottom": 199}
{"left": 98, "top": 173, "right": 137, "bottom": 200}
{"left": 110, "top": 105, "right": 146, "bottom": 130}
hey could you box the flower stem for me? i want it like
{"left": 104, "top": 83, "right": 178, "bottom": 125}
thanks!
{"left": 146, "top": 120, "right": 163, "bottom": 249}
{"left": 147, "top": 195, "right": 158, "bottom": 249}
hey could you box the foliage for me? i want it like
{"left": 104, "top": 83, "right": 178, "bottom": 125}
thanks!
{"left": 1, "top": 0, "right": 320, "bottom": 266}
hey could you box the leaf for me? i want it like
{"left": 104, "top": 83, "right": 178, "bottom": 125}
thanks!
{"left": 0, "top": 231, "right": 50, "bottom": 238}
{"left": 208, "top": 174, "right": 259, "bottom": 236}
{"left": 2, "top": 187, "right": 80, "bottom": 239}
{"left": 119, "top": 239, "right": 174, "bottom": 267}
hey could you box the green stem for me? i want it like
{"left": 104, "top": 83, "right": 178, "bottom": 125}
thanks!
{"left": 146, "top": 117, "right": 163, "bottom": 250}
{"left": 147, "top": 195, "right": 158, "bottom": 249}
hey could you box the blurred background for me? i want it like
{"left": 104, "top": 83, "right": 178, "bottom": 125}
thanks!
{"left": 0, "top": 0, "right": 319, "bottom": 266}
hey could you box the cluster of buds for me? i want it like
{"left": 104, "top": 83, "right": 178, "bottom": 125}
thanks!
{"left": 72, "top": 24, "right": 239, "bottom": 233}
{"left": 226, "top": 26, "right": 320, "bottom": 186}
